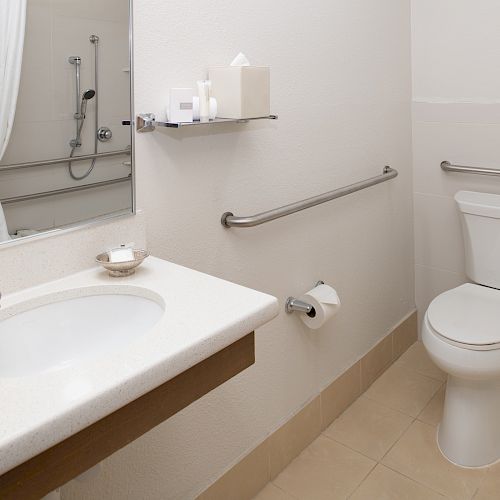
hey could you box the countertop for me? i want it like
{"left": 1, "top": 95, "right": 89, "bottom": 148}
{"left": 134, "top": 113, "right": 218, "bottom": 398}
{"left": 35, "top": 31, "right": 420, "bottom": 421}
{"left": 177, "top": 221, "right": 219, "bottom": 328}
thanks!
{"left": 0, "top": 256, "right": 279, "bottom": 475}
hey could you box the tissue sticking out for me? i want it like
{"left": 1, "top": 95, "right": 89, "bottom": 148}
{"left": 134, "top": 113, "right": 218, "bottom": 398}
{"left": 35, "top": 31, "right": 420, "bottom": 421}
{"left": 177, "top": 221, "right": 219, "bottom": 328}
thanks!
{"left": 230, "top": 52, "right": 251, "bottom": 66}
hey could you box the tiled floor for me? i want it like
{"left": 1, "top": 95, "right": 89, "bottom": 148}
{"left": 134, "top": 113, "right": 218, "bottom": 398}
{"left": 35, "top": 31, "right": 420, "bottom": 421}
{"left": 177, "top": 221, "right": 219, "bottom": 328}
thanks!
{"left": 253, "top": 342, "right": 500, "bottom": 500}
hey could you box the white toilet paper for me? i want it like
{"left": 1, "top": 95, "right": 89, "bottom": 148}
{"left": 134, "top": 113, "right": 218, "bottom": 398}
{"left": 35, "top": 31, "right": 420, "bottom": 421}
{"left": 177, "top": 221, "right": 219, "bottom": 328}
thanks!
{"left": 299, "top": 284, "right": 341, "bottom": 330}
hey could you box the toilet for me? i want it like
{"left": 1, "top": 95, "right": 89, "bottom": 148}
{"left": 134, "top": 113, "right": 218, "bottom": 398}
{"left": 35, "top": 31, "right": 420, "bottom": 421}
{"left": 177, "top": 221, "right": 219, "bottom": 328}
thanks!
{"left": 422, "top": 190, "right": 500, "bottom": 468}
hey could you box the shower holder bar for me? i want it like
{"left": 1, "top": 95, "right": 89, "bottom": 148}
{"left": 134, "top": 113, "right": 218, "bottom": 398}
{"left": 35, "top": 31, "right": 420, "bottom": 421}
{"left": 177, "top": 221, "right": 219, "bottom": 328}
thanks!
{"left": 441, "top": 161, "right": 500, "bottom": 176}
{"left": 0, "top": 149, "right": 131, "bottom": 172}
{"left": 221, "top": 166, "right": 398, "bottom": 229}
{"left": 135, "top": 113, "right": 278, "bottom": 132}
{"left": 0, "top": 176, "right": 131, "bottom": 205}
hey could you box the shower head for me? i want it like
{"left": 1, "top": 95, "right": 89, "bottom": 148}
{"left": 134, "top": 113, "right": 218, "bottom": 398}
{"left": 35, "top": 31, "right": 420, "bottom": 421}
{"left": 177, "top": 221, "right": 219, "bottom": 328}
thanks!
{"left": 82, "top": 89, "right": 95, "bottom": 100}
{"left": 79, "top": 89, "right": 95, "bottom": 118}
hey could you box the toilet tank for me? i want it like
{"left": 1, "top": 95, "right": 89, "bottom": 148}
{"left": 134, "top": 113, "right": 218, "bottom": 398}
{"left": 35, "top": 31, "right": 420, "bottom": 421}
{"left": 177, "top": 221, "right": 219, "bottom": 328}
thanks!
{"left": 455, "top": 191, "right": 500, "bottom": 289}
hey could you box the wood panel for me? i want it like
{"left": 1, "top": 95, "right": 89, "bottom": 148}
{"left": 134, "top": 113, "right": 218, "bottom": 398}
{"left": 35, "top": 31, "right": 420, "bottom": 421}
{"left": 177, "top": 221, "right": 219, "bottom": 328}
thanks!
{"left": 0, "top": 333, "right": 255, "bottom": 499}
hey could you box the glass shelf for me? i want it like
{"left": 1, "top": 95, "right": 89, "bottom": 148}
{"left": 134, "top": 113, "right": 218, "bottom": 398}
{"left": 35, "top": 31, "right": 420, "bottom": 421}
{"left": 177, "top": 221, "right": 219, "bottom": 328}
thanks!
{"left": 135, "top": 114, "right": 277, "bottom": 132}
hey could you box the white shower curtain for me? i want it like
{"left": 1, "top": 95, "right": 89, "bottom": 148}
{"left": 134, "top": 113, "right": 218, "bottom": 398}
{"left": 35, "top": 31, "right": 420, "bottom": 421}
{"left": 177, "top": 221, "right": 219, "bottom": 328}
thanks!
{"left": 0, "top": 0, "right": 26, "bottom": 161}
{"left": 0, "top": 0, "right": 26, "bottom": 241}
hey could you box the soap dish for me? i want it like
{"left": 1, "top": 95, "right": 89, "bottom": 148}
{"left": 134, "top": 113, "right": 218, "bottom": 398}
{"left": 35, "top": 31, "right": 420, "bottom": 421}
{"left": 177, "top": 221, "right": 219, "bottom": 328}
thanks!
{"left": 96, "top": 249, "right": 149, "bottom": 277}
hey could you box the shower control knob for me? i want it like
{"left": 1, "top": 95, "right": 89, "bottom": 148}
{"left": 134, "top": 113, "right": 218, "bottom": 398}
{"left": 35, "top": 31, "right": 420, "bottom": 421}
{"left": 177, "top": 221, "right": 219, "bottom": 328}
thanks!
{"left": 97, "top": 127, "right": 113, "bottom": 142}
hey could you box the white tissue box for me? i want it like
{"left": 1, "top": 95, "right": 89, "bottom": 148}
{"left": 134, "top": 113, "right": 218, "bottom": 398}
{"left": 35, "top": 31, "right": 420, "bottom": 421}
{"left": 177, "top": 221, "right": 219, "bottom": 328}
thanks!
{"left": 208, "top": 66, "right": 270, "bottom": 119}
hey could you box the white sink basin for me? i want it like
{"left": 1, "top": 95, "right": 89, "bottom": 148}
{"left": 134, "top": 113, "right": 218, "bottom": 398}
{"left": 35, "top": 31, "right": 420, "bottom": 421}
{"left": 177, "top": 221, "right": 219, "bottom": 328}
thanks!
{"left": 0, "top": 257, "right": 279, "bottom": 476}
{"left": 0, "top": 292, "right": 164, "bottom": 377}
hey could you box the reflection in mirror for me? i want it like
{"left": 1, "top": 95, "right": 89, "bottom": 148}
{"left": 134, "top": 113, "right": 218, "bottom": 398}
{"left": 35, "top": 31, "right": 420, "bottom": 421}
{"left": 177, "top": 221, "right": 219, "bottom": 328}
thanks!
{"left": 0, "top": 0, "right": 133, "bottom": 245}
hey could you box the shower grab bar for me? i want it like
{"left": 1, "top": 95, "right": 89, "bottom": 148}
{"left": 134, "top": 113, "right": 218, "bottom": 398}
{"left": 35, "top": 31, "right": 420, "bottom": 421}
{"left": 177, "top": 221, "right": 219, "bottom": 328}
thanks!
{"left": 0, "top": 176, "right": 131, "bottom": 205}
{"left": 441, "top": 160, "right": 500, "bottom": 176}
{"left": 0, "top": 149, "right": 130, "bottom": 172}
{"left": 221, "top": 166, "right": 398, "bottom": 228}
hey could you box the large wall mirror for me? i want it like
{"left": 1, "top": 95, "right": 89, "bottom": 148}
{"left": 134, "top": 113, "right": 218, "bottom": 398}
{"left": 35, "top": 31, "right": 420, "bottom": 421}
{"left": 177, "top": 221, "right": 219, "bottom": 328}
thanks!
{"left": 0, "top": 0, "right": 133, "bottom": 245}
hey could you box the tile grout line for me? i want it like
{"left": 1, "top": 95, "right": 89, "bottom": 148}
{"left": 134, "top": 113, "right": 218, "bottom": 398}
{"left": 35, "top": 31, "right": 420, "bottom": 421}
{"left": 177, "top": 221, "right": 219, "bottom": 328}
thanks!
{"left": 345, "top": 460, "right": 378, "bottom": 500}
{"left": 380, "top": 461, "right": 449, "bottom": 499}
{"left": 269, "top": 481, "right": 300, "bottom": 500}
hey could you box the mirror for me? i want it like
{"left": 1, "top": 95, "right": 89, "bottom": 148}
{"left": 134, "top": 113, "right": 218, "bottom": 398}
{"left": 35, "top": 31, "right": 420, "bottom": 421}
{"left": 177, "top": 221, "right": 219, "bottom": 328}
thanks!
{"left": 0, "top": 0, "right": 133, "bottom": 244}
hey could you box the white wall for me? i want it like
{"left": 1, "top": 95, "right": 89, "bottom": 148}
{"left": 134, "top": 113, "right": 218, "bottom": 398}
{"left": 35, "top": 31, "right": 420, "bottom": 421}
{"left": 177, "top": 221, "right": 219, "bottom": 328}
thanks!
{"left": 60, "top": 1, "right": 414, "bottom": 499}
{"left": 412, "top": 0, "right": 500, "bottom": 323}
{"left": 0, "top": 0, "right": 131, "bottom": 235}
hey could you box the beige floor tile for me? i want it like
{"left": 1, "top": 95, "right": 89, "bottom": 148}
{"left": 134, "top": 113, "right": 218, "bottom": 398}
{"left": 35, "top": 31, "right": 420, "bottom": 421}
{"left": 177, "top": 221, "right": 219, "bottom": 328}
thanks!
{"left": 200, "top": 439, "right": 270, "bottom": 500}
{"left": 382, "top": 420, "right": 486, "bottom": 500}
{"left": 323, "top": 396, "right": 413, "bottom": 460}
{"left": 269, "top": 396, "right": 321, "bottom": 479}
{"left": 474, "top": 462, "right": 500, "bottom": 500}
{"left": 253, "top": 483, "right": 295, "bottom": 500}
{"left": 273, "top": 435, "right": 375, "bottom": 500}
{"left": 361, "top": 335, "right": 393, "bottom": 391}
{"left": 320, "top": 362, "right": 361, "bottom": 430}
{"left": 350, "top": 464, "right": 446, "bottom": 500}
{"left": 395, "top": 342, "right": 446, "bottom": 382}
{"left": 364, "top": 363, "right": 442, "bottom": 417}
{"left": 417, "top": 385, "right": 445, "bottom": 426}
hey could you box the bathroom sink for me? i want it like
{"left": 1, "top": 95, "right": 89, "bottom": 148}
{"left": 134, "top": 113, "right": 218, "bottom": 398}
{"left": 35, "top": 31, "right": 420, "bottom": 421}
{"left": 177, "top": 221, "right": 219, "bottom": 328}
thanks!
{"left": 0, "top": 256, "right": 279, "bottom": 479}
{"left": 0, "top": 292, "right": 164, "bottom": 377}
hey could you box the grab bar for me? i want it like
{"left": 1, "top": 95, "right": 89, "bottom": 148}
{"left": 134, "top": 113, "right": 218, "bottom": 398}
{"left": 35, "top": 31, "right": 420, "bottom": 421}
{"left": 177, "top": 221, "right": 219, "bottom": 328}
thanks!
{"left": 0, "top": 176, "right": 131, "bottom": 205}
{"left": 221, "top": 166, "right": 398, "bottom": 228}
{"left": 441, "top": 161, "right": 500, "bottom": 177}
{"left": 0, "top": 149, "right": 131, "bottom": 172}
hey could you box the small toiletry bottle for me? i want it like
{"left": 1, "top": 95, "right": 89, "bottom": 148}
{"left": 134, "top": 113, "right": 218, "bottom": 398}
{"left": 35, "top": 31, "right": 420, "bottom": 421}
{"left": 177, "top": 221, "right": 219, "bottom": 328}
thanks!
{"left": 197, "top": 80, "right": 211, "bottom": 122}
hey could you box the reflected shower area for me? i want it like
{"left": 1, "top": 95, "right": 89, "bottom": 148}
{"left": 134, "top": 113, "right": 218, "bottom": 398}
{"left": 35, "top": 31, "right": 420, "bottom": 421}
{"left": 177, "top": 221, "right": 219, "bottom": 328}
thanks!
{"left": 0, "top": 0, "right": 133, "bottom": 243}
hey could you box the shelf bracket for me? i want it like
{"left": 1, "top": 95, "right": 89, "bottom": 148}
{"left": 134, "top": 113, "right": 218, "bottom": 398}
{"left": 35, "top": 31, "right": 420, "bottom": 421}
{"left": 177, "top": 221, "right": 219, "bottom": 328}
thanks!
{"left": 137, "top": 113, "right": 157, "bottom": 133}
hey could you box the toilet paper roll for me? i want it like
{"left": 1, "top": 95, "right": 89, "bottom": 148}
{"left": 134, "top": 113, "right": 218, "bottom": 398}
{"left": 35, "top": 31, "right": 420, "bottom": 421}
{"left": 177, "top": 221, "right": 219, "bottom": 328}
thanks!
{"left": 299, "top": 284, "right": 341, "bottom": 330}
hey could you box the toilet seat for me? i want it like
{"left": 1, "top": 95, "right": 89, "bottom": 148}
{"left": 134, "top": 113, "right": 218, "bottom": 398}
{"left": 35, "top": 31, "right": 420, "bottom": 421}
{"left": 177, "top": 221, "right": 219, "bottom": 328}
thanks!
{"left": 427, "top": 283, "right": 500, "bottom": 351}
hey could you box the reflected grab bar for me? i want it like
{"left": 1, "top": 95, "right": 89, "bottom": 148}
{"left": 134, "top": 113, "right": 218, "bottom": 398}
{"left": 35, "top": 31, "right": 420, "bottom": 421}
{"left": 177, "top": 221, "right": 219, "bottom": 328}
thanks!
{"left": 0, "top": 149, "right": 131, "bottom": 172}
{"left": 441, "top": 161, "right": 500, "bottom": 177}
{"left": 221, "top": 166, "right": 398, "bottom": 228}
{"left": 0, "top": 176, "right": 131, "bottom": 205}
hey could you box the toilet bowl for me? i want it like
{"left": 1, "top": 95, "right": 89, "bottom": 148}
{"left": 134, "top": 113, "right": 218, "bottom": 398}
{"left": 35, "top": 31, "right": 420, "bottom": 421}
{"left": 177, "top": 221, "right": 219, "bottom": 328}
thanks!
{"left": 422, "top": 283, "right": 500, "bottom": 467}
{"left": 422, "top": 190, "right": 500, "bottom": 467}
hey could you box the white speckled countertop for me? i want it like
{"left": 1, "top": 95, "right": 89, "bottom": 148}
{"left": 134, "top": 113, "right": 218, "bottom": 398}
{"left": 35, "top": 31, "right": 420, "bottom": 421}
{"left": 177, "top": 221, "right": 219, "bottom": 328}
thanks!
{"left": 0, "top": 256, "right": 279, "bottom": 475}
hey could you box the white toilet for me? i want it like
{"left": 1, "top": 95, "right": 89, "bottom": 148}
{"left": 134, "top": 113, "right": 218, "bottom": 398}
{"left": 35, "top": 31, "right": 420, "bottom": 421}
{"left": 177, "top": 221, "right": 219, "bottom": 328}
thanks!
{"left": 422, "top": 190, "right": 500, "bottom": 468}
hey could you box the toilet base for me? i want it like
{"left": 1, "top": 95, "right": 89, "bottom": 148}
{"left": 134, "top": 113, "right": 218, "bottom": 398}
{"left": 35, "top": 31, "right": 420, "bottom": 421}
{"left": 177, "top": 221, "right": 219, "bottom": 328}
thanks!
{"left": 438, "top": 375, "right": 500, "bottom": 467}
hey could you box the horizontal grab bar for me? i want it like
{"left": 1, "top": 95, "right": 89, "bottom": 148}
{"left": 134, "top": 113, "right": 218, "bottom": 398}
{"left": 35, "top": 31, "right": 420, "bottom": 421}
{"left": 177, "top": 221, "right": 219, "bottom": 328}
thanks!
{"left": 221, "top": 166, "right": 398, "bottom": 228}
{"left": 1, "top": 176, "right": 131, "bottom": 205}
{"left": 0, "top": 149, "right": 131, "bottom": 172}
{"left": 441, "top": 161, "right": 500, "bottom": 177}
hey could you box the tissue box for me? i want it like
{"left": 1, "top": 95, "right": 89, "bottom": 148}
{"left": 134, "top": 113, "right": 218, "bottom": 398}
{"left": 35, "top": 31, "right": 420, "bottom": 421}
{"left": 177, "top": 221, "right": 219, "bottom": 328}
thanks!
{"left": 208, "top": 66, "right": 270, "bottom": 119}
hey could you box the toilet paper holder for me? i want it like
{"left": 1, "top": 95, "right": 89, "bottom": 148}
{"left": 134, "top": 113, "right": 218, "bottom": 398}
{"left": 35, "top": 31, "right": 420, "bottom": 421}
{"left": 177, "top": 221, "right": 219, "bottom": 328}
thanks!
{"left": 285, "top": 281, "right": 324, "bottom": 316}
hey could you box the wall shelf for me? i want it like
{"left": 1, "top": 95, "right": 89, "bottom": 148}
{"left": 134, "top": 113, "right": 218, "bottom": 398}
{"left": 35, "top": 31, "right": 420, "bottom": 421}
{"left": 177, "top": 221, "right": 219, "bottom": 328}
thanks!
{"left": 135, "top": 113, "right": 278, "bottom": 132}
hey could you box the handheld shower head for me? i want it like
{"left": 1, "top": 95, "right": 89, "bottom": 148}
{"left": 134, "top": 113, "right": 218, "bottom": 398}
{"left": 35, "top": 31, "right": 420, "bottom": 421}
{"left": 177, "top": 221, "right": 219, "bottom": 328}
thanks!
{"left": 82, "top": 89, "right": 95, "bottom": 100}
{"left": 79, "top": 89, "right": 95, "bottom": 118}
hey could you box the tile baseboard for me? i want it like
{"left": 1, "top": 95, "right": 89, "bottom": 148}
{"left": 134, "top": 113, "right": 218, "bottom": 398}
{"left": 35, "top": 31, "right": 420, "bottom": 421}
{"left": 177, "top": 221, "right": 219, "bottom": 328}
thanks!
{"left": 198, "top": 310, "right": 418, "bottom": 500}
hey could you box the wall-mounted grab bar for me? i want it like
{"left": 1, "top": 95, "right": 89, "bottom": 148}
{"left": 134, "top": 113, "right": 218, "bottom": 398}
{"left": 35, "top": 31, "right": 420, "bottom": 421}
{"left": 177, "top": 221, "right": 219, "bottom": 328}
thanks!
{"left": 0, "top": 176, "right": 131, "bottom": 205}
{"left": 441, "top": 161, "right": 500, "bottom": 177}
{"left": 221, "top": 166, "right": 398, "bottom": 228}
{"left": 0, "top": 149, "right": 130, "bottom": 173}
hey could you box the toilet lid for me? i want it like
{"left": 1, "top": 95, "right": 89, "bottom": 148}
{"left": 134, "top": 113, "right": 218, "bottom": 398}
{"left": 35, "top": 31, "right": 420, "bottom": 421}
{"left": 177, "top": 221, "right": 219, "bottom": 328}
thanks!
{"left": 427, "top": 283, "right": 500, "bottom": 348}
